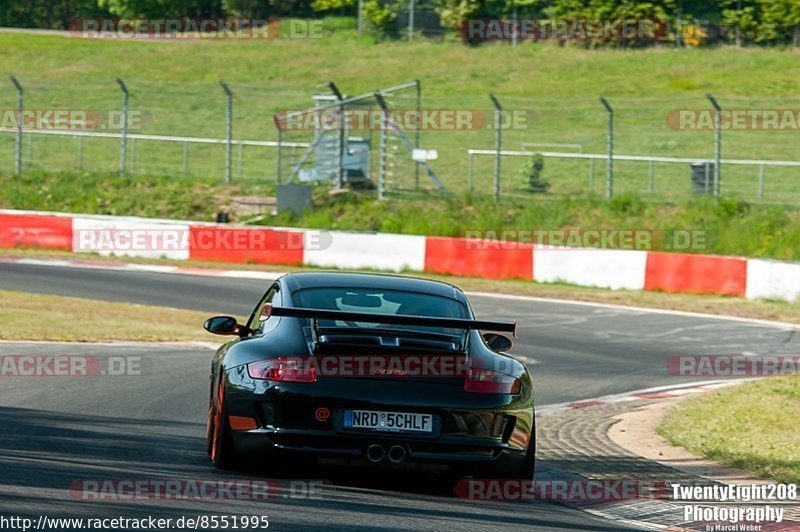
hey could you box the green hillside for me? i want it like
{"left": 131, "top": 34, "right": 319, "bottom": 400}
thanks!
{"left": 0, "top": 31, "right": 798, "bottom": 201}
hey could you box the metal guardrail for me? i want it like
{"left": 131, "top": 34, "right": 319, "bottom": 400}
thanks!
{"left": 468, "top": 149, "right": 800, "bottom": 166}
{"left": 519, "top": 142, "right": 583, "bottom": 153}
{"left": 0, "top": 128, "right": 310, "bottom": 181}
{"left": 0, "top": 128, "right": 309, "bottom": 148}
{"left": 466, "top": 149, "right": 800, "bottom": 198}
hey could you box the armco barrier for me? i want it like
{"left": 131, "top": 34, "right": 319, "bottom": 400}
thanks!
{"left": 533, "top": 248, "right": 648, "bottom": 290}
{"left": 424, "top": 237, "right": 533, "bottom": 279}
{"left": 303, "top": 231, "right": 426, "bottom": 272}
{"left": 745, "top": 259, "right": 800, "bottom": 302}
{"left": 188, "top": 226, "right": 304, "bottom": 265}
{"left": 0, "top": 212, "right": 72, "bottom": 250}
{"left": 644, "top": 252, "right": 747, "bottom": 296}
{"left": 72, "top": 217, "right": 190, "bottom": 260}
{"left": 0, "top": 208, "right": 798, "bottom": 303}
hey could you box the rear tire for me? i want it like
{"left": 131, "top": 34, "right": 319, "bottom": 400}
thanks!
{"left": 210, "top": 379, "right": 239, "bottom": 470}
{"left": 514, "top": 437, "right": 536, "bottom": 480}
{"left": 486, "top": 436, "right": 536, "bottom": 480}
{"left": 205, "top": 405, "right": 214, "bottom": 456}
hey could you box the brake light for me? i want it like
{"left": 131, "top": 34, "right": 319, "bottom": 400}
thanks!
{"left": 247, "top": 357, "right": 316, "bottom": 383}
{"left": 464, "top": 369, "right": 521, "bottom": 394}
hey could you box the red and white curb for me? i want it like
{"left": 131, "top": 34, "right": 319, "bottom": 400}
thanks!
{"left": 535, "top": 379, "right": 756, "bottom": 417}
{"left": 4, "top": 208, "right": 800, "bottom": 302}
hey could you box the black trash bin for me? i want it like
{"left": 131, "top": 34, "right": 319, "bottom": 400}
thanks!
{"left": 277, "top": 184, "right": 312, "bottom": 216}
{"left": 691, "top": 162, "right": 714, "bottom": 195}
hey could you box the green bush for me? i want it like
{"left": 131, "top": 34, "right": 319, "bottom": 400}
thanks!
{"left": 520, "top": 154, "right": 549, "bottom": 194}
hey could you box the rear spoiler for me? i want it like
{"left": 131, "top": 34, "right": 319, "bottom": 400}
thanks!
{"left": 268, "top": 306, "right": 517, "bottom": 337}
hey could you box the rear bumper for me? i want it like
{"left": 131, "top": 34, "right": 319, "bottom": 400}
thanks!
{"left": 223, "top": 366, "right": 534, "bottom": 470}
{"left": 233, "top": 428, "right": 512, "bottom": 460}
{"left": 230, "top": 428, "right": 530, "bottom": 474}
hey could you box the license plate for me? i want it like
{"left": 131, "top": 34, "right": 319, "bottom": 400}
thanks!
{"left": 343, "top": 409, "right": 434, "bottom": 434}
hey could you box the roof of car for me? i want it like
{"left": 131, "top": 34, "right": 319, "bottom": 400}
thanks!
{"left": 279, "top": 272, "right": 465, "bottom": 301}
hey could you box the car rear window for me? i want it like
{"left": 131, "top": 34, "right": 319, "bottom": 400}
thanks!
{"left": 293, "top": 287, "right": 468, "bottom": 319}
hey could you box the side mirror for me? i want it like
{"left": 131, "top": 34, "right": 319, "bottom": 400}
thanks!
{"left": 204, "top": 316, "right": 240, "bottom": 336}
{"left": 483, "top": 332, "right": 513, "bottom": 352}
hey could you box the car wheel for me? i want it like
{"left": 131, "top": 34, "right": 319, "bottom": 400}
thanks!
{"left": 205, "top": 389, "right": 215, "bottom": 456}
{"left": 210, "top": 378, "right": 239, "bottom": 470}
{"left": 514, "top": 437, "right": 536, "bottom": 480}
{"left": 485, "top": 436, "right": 536, "bottom": 480}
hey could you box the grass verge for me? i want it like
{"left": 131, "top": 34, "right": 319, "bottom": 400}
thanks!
{"left": 0, "top": 171, "right": 262, "bottom": 221}
{"left": 266, "top": 193, "right": 800, "bottom": 261}
{"left": 657, "top": 375, "right": 800, "bottom": 484}
{"left": 4, "top": 247, "right": 800, "bottom": 326}
{"left": 0, "top": 33, "right": 799, "bottom": 199}
{"left": 5, "top": 180, "right": 800, "bottom": 261}
{"left": 0, "top": 289, "right": 217, "bottom": 342}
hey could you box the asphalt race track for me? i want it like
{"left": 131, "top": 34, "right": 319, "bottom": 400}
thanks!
{"left": 2, "top": 261, "right": 799, "bottom": 531}
{"left": 2, "top": 261, "right": 799, "bottom": 404}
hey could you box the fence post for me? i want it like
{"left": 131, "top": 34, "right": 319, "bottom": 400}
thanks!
{"left": 706, "top": 93, "right": 722, "bottom": 197}
{"left": 276, "top": 129, "right": 282, "bottom": 185}
{"left": 328, "top": 81, "right": 345, "bottom": 189}
{"left": 467, "top": 152, "right": 474, "bottom": 192}
{"left": 378, "top": 116, "right": 387, "bottom": 200}
{"left": 489, "top": 93, "right": 502, "bottom": 202}
{"left": 238, "top": 143, "right": 244, "bottom": 179}
{"left": 130, "top": 138, "right": 136, "bottom": 171}
{"left": 220, "top": 81, "right": 233, "bottom": 184}
{"left": 9, "top": 75, "right": 23, "bottom": 176}
{"left": 408, "top": 0, "right": 415, "bottom": 41}
{"left": 648, "top": 160, "right": 654, "bottom": 193}
{"left": 599, "top": 96, "right": 613, "bottom": 200}
{"left": 375, "top": 92, "right": 389, "bottom": 201}
{"left": 26, "top": 132, "right": 32, "bottom": 165}
{"left": 511, "top": 10, "right": 518, "bottom": 47}
{"left": 414, "top": 79, "right": 421, "bottom": 190}
{"left": 77, "top": 135, "right": 84, "bottom": 171}
{"left": 116, "top": 78, "right": 129, "bottom": 175}
{"left": 758, "top": 164, "right": 765, "bottom": 199}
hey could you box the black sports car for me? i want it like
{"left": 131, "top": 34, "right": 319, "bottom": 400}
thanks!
{"left": 204, "top": 272, "right": 535, "bottom": 479}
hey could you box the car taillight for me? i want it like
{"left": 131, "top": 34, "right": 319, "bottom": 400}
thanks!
{"left": 464, "top": 368, "right": 521, "bottom": 394}
{"left": 247, "top": 357, "right": 316, "bottom": 383}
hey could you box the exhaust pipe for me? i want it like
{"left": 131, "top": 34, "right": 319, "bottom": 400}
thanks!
{"left": 366, "top": 444, "right": 386, "bottom": 463}
{"left": 387, "top": 444, "right": 407, "bottom": 464}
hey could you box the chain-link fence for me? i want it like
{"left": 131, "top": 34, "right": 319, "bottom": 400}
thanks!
{"left": 0, "top": 77, "right": 311, "bottom": 183}
{"left": 460, "top": 94, "right": 800, "bottom": 202}
{"left": 2, "top": 76, "right": 799, "bottom": 203}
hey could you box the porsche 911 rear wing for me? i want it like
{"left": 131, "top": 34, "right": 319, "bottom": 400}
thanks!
{"left": 268, "top": 306, "right": 517, "bottom": 337}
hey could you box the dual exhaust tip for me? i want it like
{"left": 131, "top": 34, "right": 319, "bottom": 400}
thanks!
{"left": 366, "top": 443, "right": 407, "bottom": 464}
